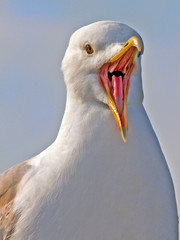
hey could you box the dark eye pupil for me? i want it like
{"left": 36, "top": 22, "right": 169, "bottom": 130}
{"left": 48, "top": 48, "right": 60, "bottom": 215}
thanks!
{"left": 85, "top": 44, "right": 93, "bottom": 54}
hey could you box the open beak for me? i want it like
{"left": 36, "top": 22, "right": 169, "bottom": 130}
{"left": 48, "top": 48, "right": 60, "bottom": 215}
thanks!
{"left": 98, "top": 36, "right": 142, "bottom": 142}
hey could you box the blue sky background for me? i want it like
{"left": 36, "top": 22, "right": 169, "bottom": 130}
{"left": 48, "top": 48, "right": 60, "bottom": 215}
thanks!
{"left": 0, "top": 0, "right": 180, "bottom": 230}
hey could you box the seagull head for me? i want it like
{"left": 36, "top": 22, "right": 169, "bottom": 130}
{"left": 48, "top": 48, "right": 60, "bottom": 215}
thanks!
{"left": 61, "top": 21, "right": 144, "bottom": 142}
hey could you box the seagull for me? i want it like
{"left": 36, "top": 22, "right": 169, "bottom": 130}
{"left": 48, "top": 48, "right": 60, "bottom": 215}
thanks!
{"left": 0, "top": 21, "right": 178, "bottom": 240}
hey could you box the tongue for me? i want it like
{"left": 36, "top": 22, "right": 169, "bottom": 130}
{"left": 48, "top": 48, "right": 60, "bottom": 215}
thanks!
{"left": 112, "top": 75, "right": 123, "bottom": 113}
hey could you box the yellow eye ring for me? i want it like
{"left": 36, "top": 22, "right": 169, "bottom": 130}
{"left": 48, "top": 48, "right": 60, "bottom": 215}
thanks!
{"left": 85, "top": 43, "right": 94, "bottom": 54}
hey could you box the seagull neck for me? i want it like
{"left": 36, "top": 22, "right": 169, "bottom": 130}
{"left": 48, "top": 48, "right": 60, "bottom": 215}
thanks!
{"left": 54, "top": 93, "right": 110, "bottom": 158}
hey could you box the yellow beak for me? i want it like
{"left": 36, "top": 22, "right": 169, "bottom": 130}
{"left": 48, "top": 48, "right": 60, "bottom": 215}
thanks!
{"left": 99, "top": 36, "right": 142, "bottom": 142}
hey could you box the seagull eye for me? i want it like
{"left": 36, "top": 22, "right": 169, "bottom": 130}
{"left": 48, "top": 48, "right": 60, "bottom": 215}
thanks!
{"left": 85, "top": 43, "right": 94, "bottom": 55}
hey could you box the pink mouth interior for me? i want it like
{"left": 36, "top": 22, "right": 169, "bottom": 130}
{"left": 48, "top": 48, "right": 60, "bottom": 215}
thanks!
{"left": 99, "top": 46, "right": 136, "bottom": 128}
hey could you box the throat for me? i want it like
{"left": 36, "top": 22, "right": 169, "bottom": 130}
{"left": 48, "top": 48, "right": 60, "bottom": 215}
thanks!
{"left": 108, "top": 71, "right": 125, "bottom": 82}
{"left": 55, "top": 101, "right": 116, "bottom": 159}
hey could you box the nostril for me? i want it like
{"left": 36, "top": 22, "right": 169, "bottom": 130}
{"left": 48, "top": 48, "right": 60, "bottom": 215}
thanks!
{"left": 124, "top": 42, "right": 129, "bottom": 47}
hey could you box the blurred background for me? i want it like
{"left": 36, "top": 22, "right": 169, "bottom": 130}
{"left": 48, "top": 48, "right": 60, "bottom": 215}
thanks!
{"left": 0, "top": 0, "right": 179, "bottom": 233}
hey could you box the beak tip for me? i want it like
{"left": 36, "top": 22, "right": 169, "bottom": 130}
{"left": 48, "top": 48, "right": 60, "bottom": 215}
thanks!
{"left": 122, "top": 128, "right": 128, "bottom": 143}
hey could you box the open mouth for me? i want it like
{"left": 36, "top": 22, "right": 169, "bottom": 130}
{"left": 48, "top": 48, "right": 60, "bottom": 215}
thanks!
{"left": 98, "top": 36, "right": 142, "bottom": 142}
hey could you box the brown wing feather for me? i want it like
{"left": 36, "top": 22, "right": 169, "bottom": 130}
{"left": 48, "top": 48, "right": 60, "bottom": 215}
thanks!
{"left": 0, "top": 161, "right": 31, "bottom": 239}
